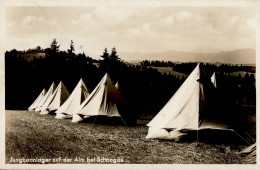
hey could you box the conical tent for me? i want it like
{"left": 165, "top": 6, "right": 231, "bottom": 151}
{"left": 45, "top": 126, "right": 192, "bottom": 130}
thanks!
{"left": 115, "top": 82, "right": 119, "bottom": 89}
{"left": 72, "top": 73, "right": 126, "bottom": 123}
{"left": 239, "top": 143, "right": 256, "bottom": 155}
{"left": 211, "top": 72, "right": 217, "bottom": 87}
{"left": 35, "top": 82, "right": 57, "bottom": 112}
{"left": 146, "top": 64, "right": 239, "bottom": 139}
{"left": 28, "top": 89, "right": 46, "bottom": 111}
{"left": 239, "top": 143, "right": 256, "bottom": 163}
{"left": 40, "top": 81, "right": 70, "bottom": 114}
{"left": 55, "top": 78, "right": 90, "bottom": 119}
{"left": 115, "top": 82, "right": 124, "bottom": 93}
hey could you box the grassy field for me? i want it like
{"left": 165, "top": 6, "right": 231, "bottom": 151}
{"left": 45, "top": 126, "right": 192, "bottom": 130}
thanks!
{"left": 150, "top": 67, "right": 256, "bottom": 79}
{"left": 5, "top": 110, "right": 255, "bottom": 164}
{"left": 150, "top": 66, "right": 187, "bottom": 78}
{"left": 230, "top": 71, "right": 255, "bottom": 78}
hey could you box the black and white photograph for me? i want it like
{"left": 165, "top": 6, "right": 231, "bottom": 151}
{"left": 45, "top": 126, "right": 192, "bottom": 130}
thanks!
{"left": 0, "top": 0, "right": 259, "bottom": 169}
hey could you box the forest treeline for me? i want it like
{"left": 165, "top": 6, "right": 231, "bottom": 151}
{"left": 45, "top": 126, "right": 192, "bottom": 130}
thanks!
{"left": 141, "top": 60, "right": 255, "bottom": 74}
{"left": 5, "top": 39, "right": 256, "bottom": 118}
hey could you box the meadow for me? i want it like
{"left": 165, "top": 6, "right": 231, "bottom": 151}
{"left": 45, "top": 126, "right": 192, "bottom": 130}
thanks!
{"left": 151, "top": 66, "right": 187, "bottom": 78}
{"left": 5, "top": 110, "right": 255, "bottom": 164}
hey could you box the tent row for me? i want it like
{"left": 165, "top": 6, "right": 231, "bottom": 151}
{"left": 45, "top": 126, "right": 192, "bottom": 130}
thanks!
{"left": 28, "top": 65, "right": 219, "bottom": 128}
{"left": 28, "top": 64, "right": 253, "bottom": 144}
{"left": 28, "top": 73, "right": 126, "bottom": 124}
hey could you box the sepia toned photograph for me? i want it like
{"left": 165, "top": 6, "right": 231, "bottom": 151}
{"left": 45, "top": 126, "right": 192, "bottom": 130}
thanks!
{"left": 1, "top": 0, "right": 258, "bottom": 169}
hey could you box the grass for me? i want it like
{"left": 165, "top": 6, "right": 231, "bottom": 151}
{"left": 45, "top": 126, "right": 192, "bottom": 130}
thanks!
{"left": 150, "top": 66, "right": 187, "bottom": 78}
{"left": 5, "top": 110, "right": 256, "bottom": 164}
{"left": 230, "top": 71, "right": 255, "bottom": 77}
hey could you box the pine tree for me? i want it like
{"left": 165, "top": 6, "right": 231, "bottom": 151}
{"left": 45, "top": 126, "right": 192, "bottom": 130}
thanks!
{"left": 50, "top": 38, "right": 60, "bottom": 53}
{"left": 99, "top": 47, "right": 124, "bottom": 80}
{"left": 99, "top": 47, "right": 110, "bottom": 70}
{"left": 67, "top": 40, "right": 75, "bottom": 57}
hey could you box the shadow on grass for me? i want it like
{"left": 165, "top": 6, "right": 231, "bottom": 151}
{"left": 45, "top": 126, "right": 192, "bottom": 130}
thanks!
{"left": 78, "top": 116, "right": 129, "bottom": 126}
{"left": 157, "top": 129, "right": 252, "bottom": 146}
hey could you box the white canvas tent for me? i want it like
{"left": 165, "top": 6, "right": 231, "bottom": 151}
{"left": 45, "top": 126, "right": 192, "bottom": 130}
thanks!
{"left": 239, "top": 143, "right": 256, "bottom": 155}
{"left": 35, "top": 82, "right": 57, "bottom": 112}
{"left": 239, "top": 143, "right": 256, "bottom": 163}
{"left": 72, "top": 73, "right": 126, "bottom": 123}
{"left": 115, "top": 82, "right": 119, "bottom": 89}
{"left": 28, "top": 89, "right": 46, "bottom": 111}
{"left": 115, "top": 81, "right": 125, "bottom": 94}
{"left": 211, "top": 72, "right": 217, "bottom": 87}
{"left": 146, "top": 64, "right": 238, "bottom": 140}
{"left": 40, "top": 81, "right": 70, "bottom": 114}
{"left": 55, "top": 78, "right": 90, "bottom": 119}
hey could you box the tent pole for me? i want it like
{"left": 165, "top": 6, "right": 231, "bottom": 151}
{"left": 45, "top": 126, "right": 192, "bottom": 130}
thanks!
{"left": 120, "top": 116, "right": 128, "bottom": 126}
{"left": 245, "top": 131, "right": 254, "bottom": 141}
{"left": 233, "top": 131, "right": 251, "bottom": 145}
{"left": 92, "top": 116, "right": 97, "bottom": 126}
{"left": 196, "top": 129, "right": 199, "bottom": 146}
{"left": 193, "top": 129, "right": 199, "bottom": 161}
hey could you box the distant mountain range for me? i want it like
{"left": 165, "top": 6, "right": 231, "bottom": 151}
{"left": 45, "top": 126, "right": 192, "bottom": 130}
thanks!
{"left": 121, "top": 48, "right": 256, "bottom": 65}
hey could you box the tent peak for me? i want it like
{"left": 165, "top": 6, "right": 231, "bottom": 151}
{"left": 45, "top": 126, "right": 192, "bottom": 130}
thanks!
{"left": 58, "top": 81, "right": 64, "bottom": 85}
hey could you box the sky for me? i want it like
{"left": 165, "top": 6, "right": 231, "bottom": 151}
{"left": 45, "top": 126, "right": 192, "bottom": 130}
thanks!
{"left": 5, "top": 5, "right": 256, "bottom": 59}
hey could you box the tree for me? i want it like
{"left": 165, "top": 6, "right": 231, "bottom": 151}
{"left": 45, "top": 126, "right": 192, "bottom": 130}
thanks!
{"left": 35, "top": 46, "right": 42, "bottom": 53}
{"left": 109, "top": 47, "right": 124, "bottom": 80}
{"left": 67, "top": 40, "right": 75, "bottom": 57}
{"left": 50, "top": 38, "right": 60, "bottom": 53}
{"left": 110, "top": 47, "right": 121, "bottom": 63}
{"left": 100, "top": 48, "right": 109, "bottom": 59}
{"left": 99, "top": 47, "right": 124, "bottom": 81}
{"left": 99, "top": 47, "right": 110, "bottom": 70}
{"left": 107, "top": 47, "right": 123, "bottom": 68}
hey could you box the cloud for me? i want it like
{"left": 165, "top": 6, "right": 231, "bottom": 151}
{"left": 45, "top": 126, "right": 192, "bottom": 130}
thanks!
{"left": 247, "top": 18, "right": 256, "bottom": 29}
{"left": 22, "top": 16, "right": 45, "bottom": 24}
{"left": 162, "top": 15, "right": 175, "bottom": 24}
{"left": 22, "top": 16, "right": 32, "bottom": 24}
{"left": 93, "top": 6, "right": 136, "bottom": 22}
{"left": 176, "top": 11, "right": 192, "bottom": 20}
{"left": 7, "top": 21, "right": 16, "bottom": 27}
{"left": 141, "top": 23, "right": 151, "bottom": 31}
{"left": 80, "top": 13, "right": 92, "bottom": 22}
{"left": 71, "top": 13, "right": 93, "bottom": 25}
{"left": 5, "top": 6, "right": 256, "bottom": 55}
{"left": 126, "top": 28, "right": 141, "bottom": 36}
